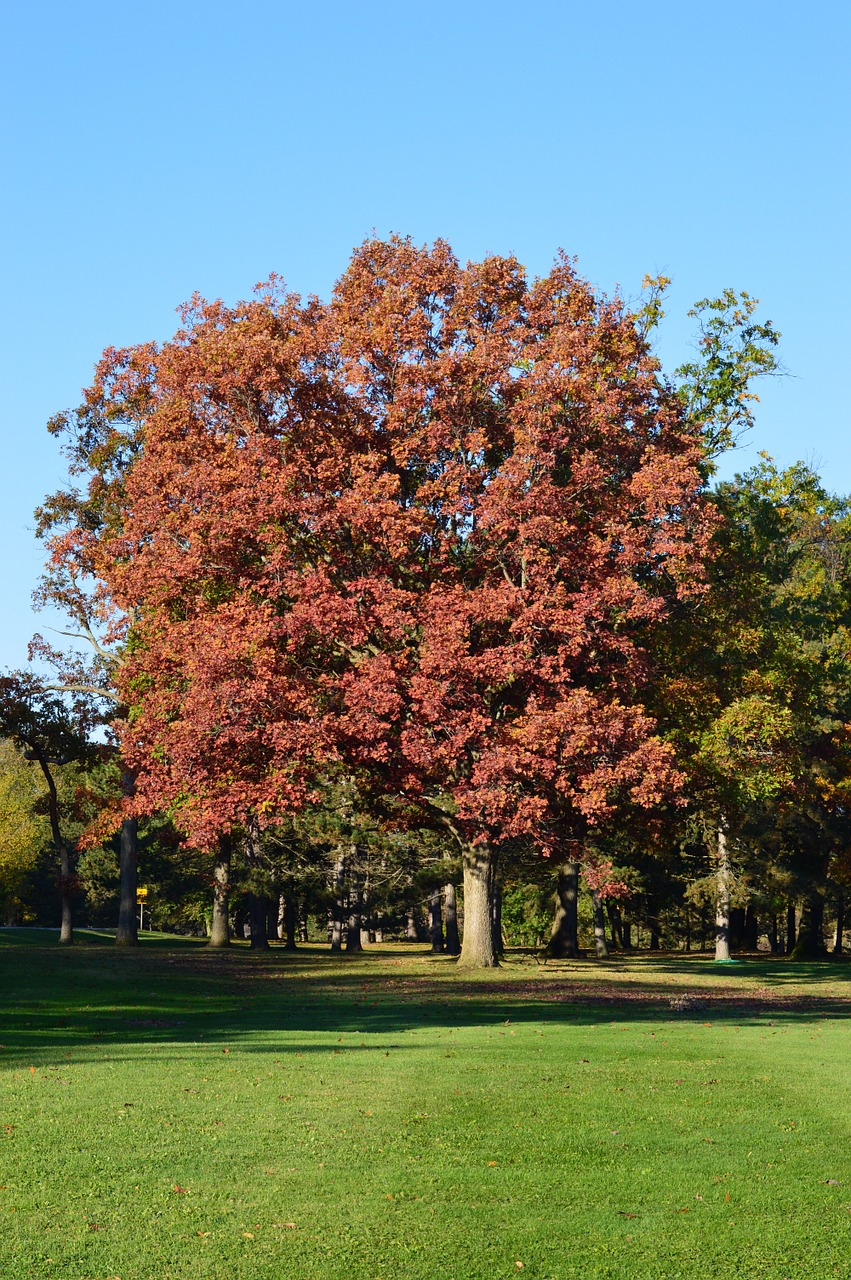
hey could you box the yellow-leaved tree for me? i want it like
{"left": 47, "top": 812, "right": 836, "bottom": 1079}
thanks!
{"left": 0, "top": 739, "right": 48, "bottom": 918}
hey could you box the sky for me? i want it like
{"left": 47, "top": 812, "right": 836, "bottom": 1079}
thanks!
{"left": 1, "top": 0, "right": 848, "bottom": 671}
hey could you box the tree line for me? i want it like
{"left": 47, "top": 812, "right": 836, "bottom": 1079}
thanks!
{"left": 3, "top": 237, "right": 849, "bottom": 966}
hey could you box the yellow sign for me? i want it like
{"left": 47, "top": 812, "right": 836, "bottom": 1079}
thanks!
{"left": 136, "top": 886, "right": 149, "bottom": 903}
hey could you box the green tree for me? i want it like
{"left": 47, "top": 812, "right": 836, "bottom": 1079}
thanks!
{"left": 0, "top": 739, "right": 48, "bottom": 918}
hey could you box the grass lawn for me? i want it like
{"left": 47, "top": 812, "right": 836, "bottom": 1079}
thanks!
{"left": 2, "top": 931, "right": 851, "bottom": 1279}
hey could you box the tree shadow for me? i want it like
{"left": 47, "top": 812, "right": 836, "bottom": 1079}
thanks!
{"left": 2, "top": 934, "right": 849, "bottom": 1066}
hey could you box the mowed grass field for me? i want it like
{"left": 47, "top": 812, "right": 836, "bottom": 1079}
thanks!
{"left": 2, "top": 933, "right": 851, "bottom": 1280}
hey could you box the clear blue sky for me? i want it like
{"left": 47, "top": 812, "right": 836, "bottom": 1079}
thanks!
{"left": 1, "top": 0, "right": 848, "bottom": 671}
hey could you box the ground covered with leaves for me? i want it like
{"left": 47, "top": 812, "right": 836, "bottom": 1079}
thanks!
{"left": 2, "top": 932, "right": 850, "bottom": 1279}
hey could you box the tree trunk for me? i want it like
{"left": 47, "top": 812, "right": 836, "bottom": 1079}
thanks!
{"left": 248, "top": 893, "right": 269, "bottom": 949}
{"left": 266, "top": 900, "right": 278, "bottom": 941}
{"left": 606, "top": 901, "right": 625, "bottom": 950}
{"left": 429, "top": 888, "right": 445, "bottom": 953}
{"left": 649, "top": 922, "right": 660, "bottom": 951}
{"left": 330, "top": 852, "right": 345, "bottom": 951}
{"left": 834, "top": 891, "right": 845, "bottom": 957}
{"left": 115, "top": 768, "right": 139, "bottom": 946}
{"left": 591, "top": 890, "right": 608, "bottom": 958}
{"left": 209, "top": 837, "right": 231, "bottom": 947}
{"left": 405, "top": 908, "right": 419, "bottom": 941}
{"left": 546, "top": 861, "right": 581, "bottom": 959}
{"left": 491, "top": 881, "right": 503, "bottom": 957}
{"left": 58, "top": 840, "right": 74, "bottom": 946}
{"left": 743, "top": 903, "right": 759, "bottom": 951}
{"left": 714, "top": 823, "right": 732, "bottom": 961}
{"left": 279, "top": 888, "right": 298, "bottom": 950}
{"left": 769, "top": 914, "right": 780, "bottom": 954}
{"left": 457, "top": 844, "right": 498, "bottom": 968}
{"left": 622, "top": 920, "right": 633, "bottom": 950}
{"left": 346, "top": 886, "right": 362, "bottom": 952}
{"left": 791, "top": 890, "right": 826, "bottom": 960}
{"left": 36, "top": 753, "right": 73, "bottom": 945}
{"left": 785, "top": 901, "right": 797, "bottom": 955}
{"left": 444, "top": 882, "right": 461, "bottom": 955}
{"left": 297, "top": 897, "right": 309, "bottom": 943}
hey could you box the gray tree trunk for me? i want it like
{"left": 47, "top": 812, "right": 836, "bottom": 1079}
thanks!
{"left": 429, "top": 889, "right": 445, "bottom": 953}
{"left": 35, "top": 752, "right": 73, "bottom": 944}
{"left": 834, "top": 892, "right": 845, "bottom": 956}
{"left": 546, "top": 861, "right": 580, "bottom": 959}
{"left": 714, "top": 823, "right": 732, "bottom": 961}
{"left": 298, "top": 898, "right": 309, "bottom": 943}
{"left": 592, "top": 890, "right": 608, "bottom": 958}
{"left": 330, "top": 852, "right": 345, "bottom": 951}
{"left": 444, "top": 882, "right": 461, "bottom": 955}
{"left": 115, "top": 768, "right": 139, "bottom": 946}
{"left": 209, "top": 838, "right": 231, "bottom": 947}
{"left": 491, "top": 881, "right": 503, "bottom": 957}
{"left": 279, "top": 889, "right": 298, "bottom": 950}
{"left": 58, "top": 840, "right": 74, "bottom": 946}
{"left": 457, "top": 844, "right": 498, "bottom": 968}
{"left": 346, "top": 874, "right": 363, "bottom": 952}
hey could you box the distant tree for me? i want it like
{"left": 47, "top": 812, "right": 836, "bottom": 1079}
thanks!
{"left": 657, "top": 459, "right": 851, "bottom": 959}
{"left": 0, "top": 674, "right": 94, "bottom": 943}
{"left": 34, "top": 339, "right": 155, "bottom": 944}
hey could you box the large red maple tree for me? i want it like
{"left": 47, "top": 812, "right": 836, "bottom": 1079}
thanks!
{"left": 88, "top": 237, "right": 713, "bottom": 965}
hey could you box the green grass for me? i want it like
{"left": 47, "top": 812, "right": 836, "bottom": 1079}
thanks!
{"left": 2, "top": 932, "right": 851, "bottom": 1279}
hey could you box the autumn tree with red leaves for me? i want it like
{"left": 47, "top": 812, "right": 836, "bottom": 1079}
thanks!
{"left": 69, "top": 238, "right": 713, "bottom": 965}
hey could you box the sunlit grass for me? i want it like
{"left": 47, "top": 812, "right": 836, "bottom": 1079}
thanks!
{"left": 1, "top": 932, "right": 850, "bottom": 1278}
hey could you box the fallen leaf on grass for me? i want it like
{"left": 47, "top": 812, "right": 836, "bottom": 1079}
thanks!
{"left": 272, "top": 1222, "right": 297, "bottom": 1229}
{"left": 242, "top": 1232, "right": 254, "bottom": 1239}
{"left": 197, "top": 1231, "right": 210, "bottom": 1237}
{"left": 618, "top": 1212, "right": 638, "bottom": 1219}
{"left": 173, "top": 1185, "right": 188, "bottom": 1195}
{"left": 825, "top": 1179, "right": 841, "bottom": 1185}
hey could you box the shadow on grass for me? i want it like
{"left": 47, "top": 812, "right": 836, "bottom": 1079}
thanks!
{"left": 1, "top": 931, "right": 849, "bottom": 1065}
